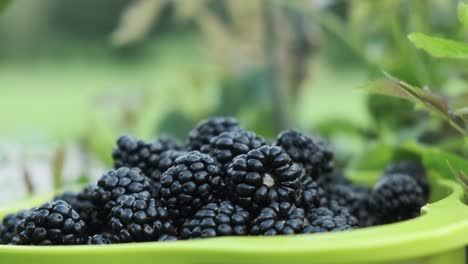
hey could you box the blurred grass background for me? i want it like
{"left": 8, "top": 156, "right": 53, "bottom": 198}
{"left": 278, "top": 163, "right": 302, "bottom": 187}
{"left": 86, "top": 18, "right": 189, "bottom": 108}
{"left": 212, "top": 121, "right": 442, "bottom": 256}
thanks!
{"left": 0, "top": 0, "right": 467, "bottom": 205}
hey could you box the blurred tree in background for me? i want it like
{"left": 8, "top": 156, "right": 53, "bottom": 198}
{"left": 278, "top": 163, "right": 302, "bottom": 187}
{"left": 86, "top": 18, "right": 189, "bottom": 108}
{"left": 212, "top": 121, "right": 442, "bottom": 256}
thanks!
{"left": 1, "top": 0, "right": 468, "bottom": 203}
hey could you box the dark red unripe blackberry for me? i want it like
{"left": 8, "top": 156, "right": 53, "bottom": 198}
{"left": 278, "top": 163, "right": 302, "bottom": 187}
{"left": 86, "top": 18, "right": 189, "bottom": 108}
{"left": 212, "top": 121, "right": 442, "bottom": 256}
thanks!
{"left": 384, "top": 160, "right": 429, "bottom": 201}
{"left": 369, "top": 174, "right": 425, "bottom": 224}
{"left": 15, "top": 201, "right": 87, "bottom": 245}
{"left": 202, "top": 130, "right": 266, "bottom": 167}
{"left": 0, "top": 210, "right": 32, "bottom": 244}
{"left": 88, "top": 167, "right": 155, "bottom": 216}
{"left": 188, "top": 117, "right": 241, "bottom": 151}
{"left": 112, "top": 134, "right": 183, "bottom": 184}
{"left": 250, "top": 202, "right": 305, "bottom": 235}
{"left": 303, "top": 206, "right": 354, "bottom": 233}
{"left": 227, "top": 145, "right": 303, "bottom": 212}
{"left": 275, "top": 130, "right": 333, "bottom": 180}
{"left": 110, "top": 193, "right": 175, "bottom": 243}
{"left": 160, "top": 151, "right": 224, "bottom": 225}
{"left": 86, "top": 232, "right": 117, "bottom": 245}
{"left": 180, "top": 201, "right": 250, "bottom": 239}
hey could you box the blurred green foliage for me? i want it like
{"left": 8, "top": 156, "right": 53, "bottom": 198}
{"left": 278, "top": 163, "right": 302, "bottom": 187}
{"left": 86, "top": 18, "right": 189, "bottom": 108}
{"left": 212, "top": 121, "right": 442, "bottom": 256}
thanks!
{"left": 0, "top": 0, "right": 467, "bottom": 175}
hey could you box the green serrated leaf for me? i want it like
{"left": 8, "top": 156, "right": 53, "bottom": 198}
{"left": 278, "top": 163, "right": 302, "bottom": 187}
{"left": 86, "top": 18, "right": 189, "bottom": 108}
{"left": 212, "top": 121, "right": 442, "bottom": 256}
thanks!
{"left": 408, "top": 32, "right": 468, "bottom": 59}
{"left": 360, "top": 74, "right": 467, "bottom": 135}
{"left": 459, "top": 1, "right": 468, "bottom": 28}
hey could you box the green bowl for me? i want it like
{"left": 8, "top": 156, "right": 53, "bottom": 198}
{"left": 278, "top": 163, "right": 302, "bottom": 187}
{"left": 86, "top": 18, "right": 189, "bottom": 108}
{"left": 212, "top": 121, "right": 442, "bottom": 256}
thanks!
{"left": 1, "top": 174, "right": 467, "bottom": 264}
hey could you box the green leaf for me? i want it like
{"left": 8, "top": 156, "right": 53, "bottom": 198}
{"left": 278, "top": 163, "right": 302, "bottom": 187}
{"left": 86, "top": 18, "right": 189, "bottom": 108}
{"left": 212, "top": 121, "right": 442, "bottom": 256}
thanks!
{"left": 459, "top": 1, "right": 468, "bottom": 28}
{"left": 360, "top": 74, "right": 467, "bottom": 135}
{"left": 408, "top": 32, "right": 468, "bottom": 59}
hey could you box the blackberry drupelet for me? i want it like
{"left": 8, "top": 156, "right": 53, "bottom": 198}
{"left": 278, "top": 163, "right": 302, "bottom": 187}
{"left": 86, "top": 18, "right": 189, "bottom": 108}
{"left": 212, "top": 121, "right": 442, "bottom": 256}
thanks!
{"left": 180, "top": 201, "right": 250, "bottom": 239}
{"left": 0, "top": 210, "right": 32, "bottom": 244}
{"left": 384, "top": 160, "right": 429, "bottom": 200}
{"left": 88, "top": 167, "right": 155, "bottom": 215}
{"left": 110, "top": 192, "right": 175, "bottom": 243}
{"left": 299, "top": 175, "right": 327, "bottom": 209}
{"left": 227, "top": 145, "right": 303, "bottom": 212}
{"left": 86, "top": 232, "right": 117, "bottom": 245}
{"left": 15, "top": 200, "right": 86, "bottom": 245}
{"left": 160, "top": 151, "right": 223, "bottom": 225}
{"left": 54, "top": 187, "right": 105, "bottom": 234}
{"left": 250, "top": 202, "right": 305, "bottom": 235}
{"left": 275, "top": 130, "right": 333, "bottom": 180}
{"left": 203, "top": 130, "right": 266, "bottom": 167}
{"left": 369, "top": 174, "right": 425, "bottom": 224}
{"left": 112, "top": 134, "right": 183, "bottom": 183}
{"left": 188, "top": 117, "right": 241, "bottom": 151}
{"left": 303, "top": 206, "right": 354, "bottom": 233}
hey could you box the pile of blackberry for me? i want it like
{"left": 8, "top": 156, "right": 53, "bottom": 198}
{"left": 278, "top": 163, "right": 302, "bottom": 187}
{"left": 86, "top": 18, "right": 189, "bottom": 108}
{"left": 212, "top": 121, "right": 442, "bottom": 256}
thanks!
{"left": 0, "top": 117, "right": 429, "bottom": 246}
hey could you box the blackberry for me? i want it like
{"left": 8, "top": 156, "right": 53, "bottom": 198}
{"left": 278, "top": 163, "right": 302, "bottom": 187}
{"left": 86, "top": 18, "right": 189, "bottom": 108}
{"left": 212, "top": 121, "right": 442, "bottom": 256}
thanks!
{"left": 160, "top": 151, "right": 223, "bottom": 224}
{"left": 54, "top": 187, "right": 105, "bottom": 234}
{"left": 86, "top": 233, "right": 117, "bottom": 245}
{"left": 0, "top": 210, "right": 32, "bottom": 244}
{"left": 250, "top": 202, "right": 305, "bottom": 235}
{"left": 325, "top": 183, "right": 370, "bottom": 218}
{"left": 325, "top": 200, "right": 359, "bottom": 227}
{"left": 299, "top": 175, "right": 327, "bottom": 209}
{"left": 303, "top": 207, "right": 354, "bottom": 233}
{"left": 180, "top": 201, "right": 250, "bottom": 239}
{"left": 89, "top": 167, "right": 155, "bottom": 214}
{"left": 318, "top": 170, "right": 351, "bottom": 187}
{"left": 275, "top": 130, "right": 333, "bottom": 180}
{"left": 202, "top": 130, "right": 266, "bottom": 167}
{"left": 110, "top": 193, "right": 175, "bottom": 243}
{"left": 384, "top": 160, "right": 429, "bottom": 200}
{"left": 149, "top": 150, "right": 187, "bottom": 189}
{"left": 369, "top": 174, "right": 425, "bottom": 224}
{"left": 16, "top": 201, "right": 87, "bottom": 245}
{"left": 188, "top": 117, "right": 241, "bottom": 151}
{"left": 227, "top": 146, "right": 303, "bottom": 212}
{"left": 112, "top": 134, "right": 183, "bottom": 183}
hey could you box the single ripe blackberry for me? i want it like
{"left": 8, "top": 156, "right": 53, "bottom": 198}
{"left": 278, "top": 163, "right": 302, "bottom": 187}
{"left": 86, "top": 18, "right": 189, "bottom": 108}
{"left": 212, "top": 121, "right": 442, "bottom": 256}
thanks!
{"left": 202, "top": 130, "right": 266, "bottom": 167}
{"left": 54, "top": 187, "right": 105, "bottom": 234}
{"left": 0, "top": 210, "right": 32, "bottom": 244}
{"left": 250, "top": 202, "right": 305, "bottom": 235}
{"left": 369, "top": 174, "right": 425, "bottom": 224}
{"left": 188, "top": 117, "right": 241, "bottom": 151}
{"left": 15, "top": 200, "right": 87, "bottom": 245}
{"left": 325, "top": 200, "right": 359, "bottom": 227}
{"left": 88, "top": 167, "right": 155, "bottom": 215}
{"left": 227, "top": 146, "right": 303, "bottom": 212}
{"left": 303, "top": 207, "right": 354, "bottom": 233}
{"left": 110, "top": 193, "right": 175, "bottom": 243}
{"left": 112, "top": 134, "right": 183, "bottom": 183}
{"left": 384, "top": 160, "right": 429, "bottom": 201}
{"left": 180, "top": 201, "right": 250, "bottom": 239}
{"left": 149, "top": 150, "right": 187, "bottom": 188}
{"left": 275, "top": 130, "right": 333, "bottom": 180}
{"left": 325, "top": 183, "right": 370, "bottom": 218}
{"left": 318, "top": 170, "right": 351, "bottom": 187}
{"left": 160, "top": 151, "right": 223, "bottom": 225}
{"left": 299, "top": 175, "right": 327, "bottom": 209}
{"left": 86, "top": 232, "right": 117, "bottom": 245}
